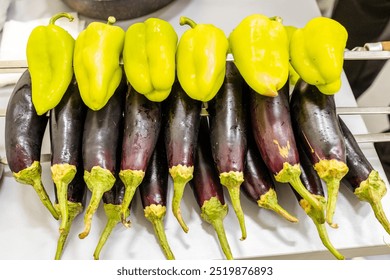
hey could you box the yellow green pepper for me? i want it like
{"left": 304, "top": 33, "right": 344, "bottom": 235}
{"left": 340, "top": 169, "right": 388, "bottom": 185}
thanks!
{"left": 176, "top": 16, "right": 229, "bottom": 102}
{"left": 229, "top": 14, "right": 289, "bottom": 97}
{"left": 123, "top": 18, "right": 177, "bottom": 102}
{"left": 26, "top": 12, "right": 75, "bottom": 116}
{"left": 284, "top": 25, "right": 300, "bottom": 86}
{"left": 289, "top": 17, "right": 348, "bottom": 95}
{"left": 74, "top": 16, "right": 125, "bottom": 110}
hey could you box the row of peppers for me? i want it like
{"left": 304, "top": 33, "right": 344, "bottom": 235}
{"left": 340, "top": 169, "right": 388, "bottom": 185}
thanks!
{"left": 26, "top": 12, "right": 347, "bottom": 115}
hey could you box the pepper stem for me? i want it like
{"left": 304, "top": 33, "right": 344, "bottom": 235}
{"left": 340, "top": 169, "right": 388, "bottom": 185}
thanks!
{"left": 220, "top": 171, "right": 246, "bottom": 240}
{"left": 201, "top": 197, "right": 233, "bottom": 260}
{"left": 170, "top": 164, "right": 193, "bottom": 233}
{"left": 49, "top": 12, "right": 74, "bottom": 25}
{"left": 257, "top": 188, "right": 298, "bottom": 223}
{"left": 144, "top": 204, "right": 175, "bottom": 260}
{"left": 13, "top": 161, "right": 59, "bottom": 220}
{"left": 300, "top": 197, "right": 344, "bottom": 260}
{"left": 54, "top": 201, "right": 83, "bottom": 260}
{"left": 107, "top": 16, "right": 116, "bottom": 25}
{"left": 51, "top": 163, "right": 77, "bottom": 233}
{"left": 275, "top": 162, "right": 323, "bottom": 222}
{"left": 93, "top": 204, "right": 128, "bottom": 260}
{"left": 119, "top": 169, "right": 145, "bottom": 227}
{"left": 79, "top": 166, "right": 116, "bottom": 239}
{"left": 179, "top": 16, "right": 197, "bottom": 29}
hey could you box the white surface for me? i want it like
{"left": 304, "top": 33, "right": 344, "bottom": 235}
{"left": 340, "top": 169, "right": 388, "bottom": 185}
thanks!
{"left": 0, "top": 0, "right": 390, "bottom": 260}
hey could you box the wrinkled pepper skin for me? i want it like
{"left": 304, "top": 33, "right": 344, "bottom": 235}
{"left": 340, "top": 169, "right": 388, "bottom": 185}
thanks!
{"left": 229, "top": 14, "right": 289, "bottom": 97}
{"left": 289, "top": 17, "right": 348, "bottom": 95}
{"left": 123, "top": 18, "right": 178, "bottom": 102}
{"left": 176, "top": 16, "right": 229, "bottom": 102}
{"left": 74, "top": 16, "right": 125, "bottom": 111}
{"left": 26, "top": 12, "right": 75, "bottom": 116}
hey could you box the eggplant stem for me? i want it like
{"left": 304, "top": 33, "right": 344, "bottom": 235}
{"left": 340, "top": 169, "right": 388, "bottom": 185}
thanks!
{"left": 324, "top": 178, "right": 341, "bottom": 228}
{"left": 93, "top": 204, "right": 127, "bottom": 260}
{"left": 257, "top": 188, "right": 299, "bottom": 223}
{"left": 370, "top": 202, "right": 390, "bottom": 235}
{"left": 170, "top": 164, "right": 193, "bottom": 233}
{"left": 51, "top": 163, "right": 77, "bottom": 233}
{"left": 300, "top": 197, "right": 344, "bottom": 260}
{"left": 119, "top": 169, "right": 145, "bottom": 227}
{"left": 144, "top": 204, "right": 175, "bottom": 260}
{"left": 80, "top": 166, "right": 116, "bottom": 239}
{"left": 220, "top": 171, "right": 246, "bottom": 240}
{"left": 54, "top": 201, "right": 83, "bottom": 260}
{"left": 14, "top": 161, "right": 59, "bottom": 220}
{"left": 201, "top": 197, "right": 233, "bottom": 260}
{"left": 275, "top": 162, "right": 323, "bottom": 221}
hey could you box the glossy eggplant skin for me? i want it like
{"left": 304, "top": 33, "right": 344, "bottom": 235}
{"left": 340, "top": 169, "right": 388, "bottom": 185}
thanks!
{"left": 120, "top": 87, "right": 162, "bottom": 172}
{"left": 338, "top": 117, "right": 373, "bottom": 191}
{"left": 82, "top": 77, "right": 127, "bottom": 174}
{"left": 163, "top": 80, "right": 202, "bottom": 169}
{"left": 249, "top": 82, "right": 299, "bottom": 175}
{"left": 290, "top": 79, "right": 346, "bottom": 165}
{"left": 208, "top": 61, "right": 247, "bottom": 174}
{"left": 192, "top": 117, "right": 225, "bottom": 207}
{"left": 5, "top": 69, "right": 48, "bottom": 173}
{"left": 139, "top": 132, "right": 169, "bottom": 208}
{"left": 50, "top": 76, "right": 87, "bottom": 167}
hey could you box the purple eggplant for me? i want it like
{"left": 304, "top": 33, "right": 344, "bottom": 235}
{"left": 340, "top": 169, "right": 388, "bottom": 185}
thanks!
{"left": 290, "top": 79, "right": 349, "bottom": 227}
{"left": 5, "top": 69, "right": 58, "bottom": 219}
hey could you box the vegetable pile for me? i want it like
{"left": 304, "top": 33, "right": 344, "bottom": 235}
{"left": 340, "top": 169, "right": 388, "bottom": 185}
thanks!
{"left": 4, "top": 12, "right": 390, "bottom": 260}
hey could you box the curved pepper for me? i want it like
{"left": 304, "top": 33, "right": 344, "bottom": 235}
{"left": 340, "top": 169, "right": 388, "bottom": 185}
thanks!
{"left": 176, "top": 16, "right": 229, "bottom": 102}
{"left": 123, "top": 18, "right": 178, "bottom": 102}
{"left": 229, "top": 14, "right": 289, "bottom": 97}
{"left": 289, "top": 17, "right": 348, "bottom": 95}
{"left": 26, "top": 12, "right": 75, "bottom": 116}
{"left": 74, "top": 16, "right": 125, "bottom": 110}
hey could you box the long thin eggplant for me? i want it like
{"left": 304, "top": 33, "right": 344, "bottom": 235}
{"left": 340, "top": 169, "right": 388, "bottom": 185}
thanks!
{"left": 139, "top": 131, "right": 175, "bottom": 260}
{"left": 242, "top": 128, "right": 298, "bottom": 223}
{"left": 79, "top": 76, "right": 127, "bottom": 239}
{"left": 290, "top": 79, "right": 349, "bottom": 227}
{"left": 50, "top": 76, "right": 87, "bottom": 233}
{"left": 54, "top": 165, "right": 86, "bottom": 260}
{"left": 93, "top": 173, "right": 130, "bottom": 260}
{"left": 292, "top": 142, "right": 345, "bottom": 260}
{"left": 208, "top": 61, "right": 247, "bottom": 240}
{"left": 339, "top": 117, "right": 390, "bottom": 234}
{"left": 119, "top": 86, "right": 162, "bottom": 227}
{"left": 5, "top": 69, "right": 58, "bottom": 219}
{"left": 163, "top": 80, "right": 202, "bottom": 232}
{"left": 249, "top": 81, "right": 323, "bottom": 221}
{"left": 190, "top": 116, "right": 233, "bottom": 260}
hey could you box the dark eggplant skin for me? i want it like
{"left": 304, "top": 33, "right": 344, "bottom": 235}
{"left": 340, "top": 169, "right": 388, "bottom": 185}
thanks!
{"left": 5, "top": 69, "right": 48, "bottom": 173}
{"left": 290, "top": 79, "right": 347, "bottom": 165}
{"left": 207, "top": 61, "right": 247, "bottom": 240}
{"left": 5, "top": 69, "right": 58, "bottom": 219}
{"left": 119, "top": 86, "right": 162, "bottom": 225}
{"left": 249, "top": 82, "right": 298, "bottom": 175}
{"left": 138, "top": 131, "right": 175, "bottom": 260}
{"left": 163, "top": 79, "right": 202, "bottom": 232}
{"left": 79, "top": 75, "right": 127, "bottom": 239}
{"left": 50, "top": 76, "right": 87, "bottom": 167}
{"left": 242, "top": 130, "right": 298, "bottom": 223}
{"left": 338, "top": 117, "right": 390, "bottom": 235}
{"left": 190, "top": 116, "right": 233, "bottom": 260}
{"left": 208, "top": 61, "right": 247, "bottom": 174}
{"left": 290, "top": 79, "right": 349, "bottom": 226}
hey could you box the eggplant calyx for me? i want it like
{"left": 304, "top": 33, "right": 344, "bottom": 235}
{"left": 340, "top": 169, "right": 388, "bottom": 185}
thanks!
{"left": 119, "top": 169, "right": 145, "bottom": 227}
{"left": 258, "top": 188, "right": 299, "bottom": 223}
{"left": 14, "top": 161, "right": 59, "bottom": 220}
{"left": 144, "top": 204, "right": 175, "bottom": 260}
{"left": 201, "top": 197, "right": 233, "bottom": 260}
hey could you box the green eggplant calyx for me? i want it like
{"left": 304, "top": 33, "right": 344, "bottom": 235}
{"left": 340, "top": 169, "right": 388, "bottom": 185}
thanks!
{"left": 258, "top": 188, "right": 298, "bottom": 223}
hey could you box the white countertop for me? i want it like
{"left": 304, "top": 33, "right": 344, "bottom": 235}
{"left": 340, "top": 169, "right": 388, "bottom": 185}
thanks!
{"left": 0, "top": 0, "right": 389, "bottom": 260}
